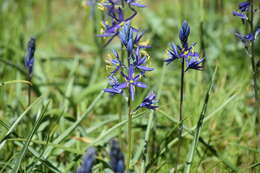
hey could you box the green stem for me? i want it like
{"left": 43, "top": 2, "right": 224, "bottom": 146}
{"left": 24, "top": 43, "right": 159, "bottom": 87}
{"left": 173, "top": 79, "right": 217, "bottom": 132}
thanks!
{"left": 127, "top": 95, "right": 132, "bottom": 171}
{"left": 175, "top": 56, "right": 185, "bottom": 172}
{"left": 249, "top": 0, "right": 257, "bottom": 100}
{"left": 28, "top": 77, "right": 32, "bottom": 106}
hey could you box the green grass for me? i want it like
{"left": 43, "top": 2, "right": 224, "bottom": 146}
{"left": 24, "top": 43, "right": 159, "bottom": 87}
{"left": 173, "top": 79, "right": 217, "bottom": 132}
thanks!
{"left": 0, "top": 0, "right": 259, "bottom": 172}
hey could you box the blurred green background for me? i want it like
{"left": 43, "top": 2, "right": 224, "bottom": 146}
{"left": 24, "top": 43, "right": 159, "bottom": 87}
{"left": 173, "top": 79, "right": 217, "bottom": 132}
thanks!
{"left": 0, "top": 0, "right": 259, "bottom": 172}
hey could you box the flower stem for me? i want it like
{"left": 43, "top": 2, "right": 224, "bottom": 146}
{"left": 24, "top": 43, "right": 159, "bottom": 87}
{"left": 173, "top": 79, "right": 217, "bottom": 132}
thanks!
{"left": 27, "top": 76, "right": 32, "bottom": 106}
{"left": 175, "top": 57, "right": 185, "bottom": 172}
{"left": 249, "top": 0, "right": 258, "bottom": 100}
{"left": 127, "top": 94, "right": 132, "bottom": 171}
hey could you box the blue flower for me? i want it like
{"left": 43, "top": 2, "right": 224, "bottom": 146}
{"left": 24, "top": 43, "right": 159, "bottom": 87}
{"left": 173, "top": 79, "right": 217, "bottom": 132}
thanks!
{"left": 110, "top": 139, "right": 125, "bottom": 173}
{"left": 120, "top": 65, "right": 147, "bottom": 100}
{"left": 97, "top": 2, "right": 137, "bottom": 40}
{"left": 238, "top": 1, "right": 250, "bottom": 12}
{"left": 179, "top": 21, "right": 190, "bottom": 49}
{"left": 232, "top": 1, "right": 250, "bottom": 22}
{"left": 232, "top": 11, "right": 248, "bottom": 20}
{"left": 125, "top": 0, "right": 146, "bottom": 8}
{"left": 133, "top": 48, "right": 154, "bottom": 75}
{"left": 185, "top": 55, "right": 204, "bottom": 72}
{"left": 24, "top": 37, "right": 36, "bottom": 77}
{"left": 119, "top": 23, "right": 135, "bottom": 55}
{"left": 110, "top": 49, "right": 123, "bottom": 75}
{"left": 104, "top": 75, "right": 124, "bottom": 95}
{"left": 137, "top": 91, "right": 158, "bottom": 110}
{"left": 77, "top": 147, "right": 96, "bottom": 173}
{"left": 164, "top": 43, "right": 180, "bottom": 64}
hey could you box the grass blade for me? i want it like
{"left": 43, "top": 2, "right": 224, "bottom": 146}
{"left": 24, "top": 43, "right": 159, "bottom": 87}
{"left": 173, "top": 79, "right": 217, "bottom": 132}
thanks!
{"left": 0, "top": 97, "right": 42, "bottom": 144}
{"left": 184, "top": 67, "right": 217, "bottom": 173}
{"left": 12, "top": 103, "right": 48, "bottom": 173}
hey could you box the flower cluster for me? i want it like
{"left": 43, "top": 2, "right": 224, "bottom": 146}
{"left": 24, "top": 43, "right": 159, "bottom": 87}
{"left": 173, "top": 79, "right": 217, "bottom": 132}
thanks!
{"left": 100, "top": 1, "right": 158, "bottom": 110}
{"left": 24, "top": 37, "right": 36, "bottom": 77}
{"left": 164, "top": 21, "right": 204, "bottom": 72}
{"left": 110, "top": 139, "right": 125, "bottom": 173}
{"left": 97, "top": 0, "right": 145, "bottom": 43}
{"left": 104, "top": 23, "right": 156, "bottom": 107}
{"left": 233, "top": 1, "right": 260, "bottom": 48}
{"left": 77, "top": 147, "right": 97, "bottom": 173}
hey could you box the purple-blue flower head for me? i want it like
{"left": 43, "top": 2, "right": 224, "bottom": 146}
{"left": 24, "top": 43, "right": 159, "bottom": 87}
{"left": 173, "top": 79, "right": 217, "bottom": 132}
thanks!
{"left": 137, "top": 91, "right": 158, "bottom": 110}
{"left": 24, "top": 37, "right": 36, "bottom": 77}
{"left": 120, "top": 65, "right": 147, "bottom": 100}
{"left": 238, "top": 1, "right": 250, "bottom": 12}
{"left": 77, "top": 147, "right": 96, "bottom": 173}
{"left": 110, "top": 49, "right": 123, "bottom": 75}
{"left": 164, "top": 43, "right": 180, "bottom": 64}
{"left": 232, "top": 11, "right": 248, "bottom": 20}
{"left": 185, "top": 55, "right": 204, "bottom": 72}
{"left": 179, "top": 21, "right": 190, "bottom": 49}
{"left": 104, "top": 75, "right": 124, "bottom": 95}
{"left": 110, "top": 139, "right": 125, "bottom": 173}
{"left": 133, "top": 48, "right": 154, "bottom": 75}
{"left": 119, "top": 23, "right": 135, "bottom": 55}
{"left": 125, "top": 0, "right": 146, "bottom": 8}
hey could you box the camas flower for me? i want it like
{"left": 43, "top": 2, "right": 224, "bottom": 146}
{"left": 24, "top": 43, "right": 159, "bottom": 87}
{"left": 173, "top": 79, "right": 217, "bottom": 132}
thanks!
{"left": 235, "top": 28, "right": 260, "bottom": 48}
{"left": 104, "top": 75, "right": 124, "bottom": 95}
{"left": 24, "top": 37, "right": 36, "bottom": 77}
{"left": 164, "top": 21, "right": 205, "bottom": 72}
{"left": 132, "top": 48, "right": 154, "bottom": 75}
{"left": 238, "top": 1, "right": 250, "bottom": 12}
{"left": 77, "top": 147, "right": 97, "bottom": 173}
{"left": 137, "top": 91, "right": 158, "bottom": 110}
{"left": 109, "top": 49, "right": 123, "bottom": 75}
{"left": 164, "top": 43, "right": 180, "bottom": 64}
{"left": 97, "top": 2, "right": 137, "bottom": 39}
{"left": 120, "top": 65, "right": 147, "bottom": 100}
{"left": 185, "top": 55, "right": 204, "bottom": 72}
{"left": 232, "top": 1, "right": 250, "bottom": 22}
{"left": 110, "top": 139, "right": 125, "bottom": 173}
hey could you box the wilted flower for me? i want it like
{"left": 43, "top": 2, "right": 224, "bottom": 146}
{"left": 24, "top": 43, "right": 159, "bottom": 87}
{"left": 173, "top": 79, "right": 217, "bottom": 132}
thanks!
{"left": 110, "top": 139, "right": 125, "bottom": 173}
{"left": 120, "top": 65, "right": 147, "bottom": 100}
{"left": 77, "top": 147, "right": 97, "bottom": 173}
{"left": 137, "top": 91, "right": 158, "bottom": 110}
{"left": 24, "top": 37, "right": 36, "bottom": 77}
{"left": 104, "top": 75, "right": 124, "bottom": 95}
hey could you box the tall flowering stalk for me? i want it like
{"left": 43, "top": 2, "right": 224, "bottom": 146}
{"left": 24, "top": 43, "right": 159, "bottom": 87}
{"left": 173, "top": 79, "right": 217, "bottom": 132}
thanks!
{"left": 232, "top": 0, "right": 260, "bottom": 100}
{"left": 164, "top": 21, "right": 205, "bottom": 170}
{"left": 98, "top": 1, "right": 158, "bottom": 171}
{"left": 24, "top": 37, "right": 36, "bottom": 106}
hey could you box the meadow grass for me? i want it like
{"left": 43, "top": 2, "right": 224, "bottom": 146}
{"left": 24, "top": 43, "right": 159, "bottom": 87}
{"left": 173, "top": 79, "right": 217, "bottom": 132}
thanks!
{"left": 0, "top": 0, "right": 259, "bottom": 172}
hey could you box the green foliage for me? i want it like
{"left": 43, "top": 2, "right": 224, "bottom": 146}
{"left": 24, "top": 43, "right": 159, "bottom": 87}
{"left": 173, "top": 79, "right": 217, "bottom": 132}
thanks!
{"left": 0, "top": 0, "right": 259, "bottom": 172}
